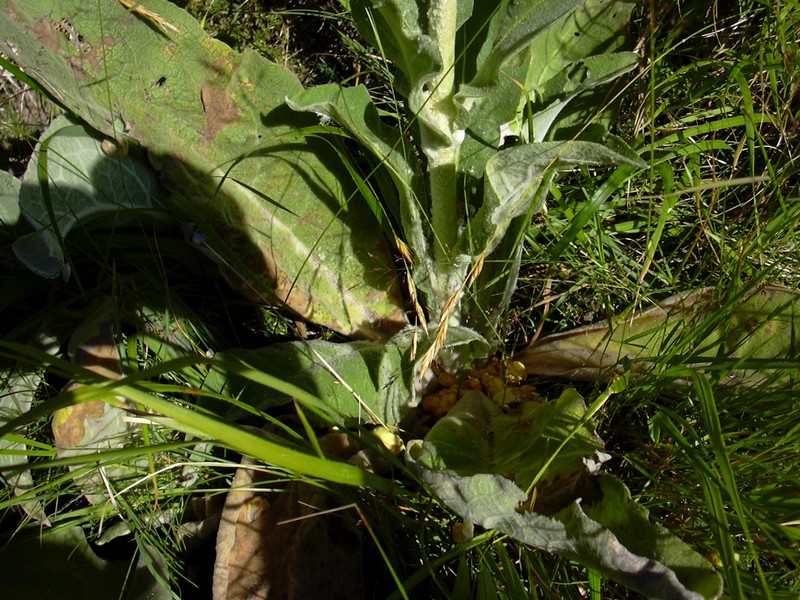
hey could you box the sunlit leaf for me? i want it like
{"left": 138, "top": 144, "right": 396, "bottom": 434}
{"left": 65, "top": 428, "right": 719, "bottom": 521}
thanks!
{"left": 350, "top": 0, "right": 441, "bottom": 97}
{"left": 0, "top": 0, "right": 406, "bottom": 339}
{"left": 210, "top": 326, "right": 490, "bottom": 426}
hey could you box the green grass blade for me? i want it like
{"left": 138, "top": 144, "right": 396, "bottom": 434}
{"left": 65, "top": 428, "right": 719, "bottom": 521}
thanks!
{"left": 550, "top": 164, "right": 637, "bottom": 259}
{"left": 691, "top": 373, "right": 773, "bottom": 599}
{"left": 113, "top": 381, "right": 392, "bottom": 492}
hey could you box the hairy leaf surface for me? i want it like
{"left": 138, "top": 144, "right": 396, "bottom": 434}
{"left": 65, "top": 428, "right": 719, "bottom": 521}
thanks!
{"left": 209, "top": 326, "right": 490, "bottom": 426}
{"left": 407, "top": 389, "right": 723, "bottom": 599}
{"left": 0, "top": 0, "right": 406, "bottom": 339}
{"left": 471, "top": 139, "right": 646, "bottom": 260}
{"left": 13, "top": 115, "right": 167, "bottom": 278}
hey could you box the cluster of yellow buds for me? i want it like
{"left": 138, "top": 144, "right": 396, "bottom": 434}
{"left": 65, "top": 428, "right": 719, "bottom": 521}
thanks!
{"left": 420, "top": 357, "right": 536, "bottom": 417}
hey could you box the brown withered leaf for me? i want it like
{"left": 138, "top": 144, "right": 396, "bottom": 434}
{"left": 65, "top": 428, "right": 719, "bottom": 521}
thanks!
{"left": 213, "top": 433, "right": 365, "bottom": 600}
{"left": 516, "top": 284, "right": 800, "bottom": 387}
{"left": 51, "top": 299, "right": 134, "bottom": 505}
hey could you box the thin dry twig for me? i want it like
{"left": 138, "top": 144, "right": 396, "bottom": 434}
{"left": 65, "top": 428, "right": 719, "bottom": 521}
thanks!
{"left": 416, "top": 253, "right": 486, "bottom": 380}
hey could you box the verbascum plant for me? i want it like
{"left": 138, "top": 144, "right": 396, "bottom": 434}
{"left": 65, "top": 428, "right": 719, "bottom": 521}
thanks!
{"left": 0, "top": 1, "right": 732, "bottom": 597}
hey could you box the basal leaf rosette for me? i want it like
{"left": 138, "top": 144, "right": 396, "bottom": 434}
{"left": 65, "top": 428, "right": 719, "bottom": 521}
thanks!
{"left": 406, "top": 390, "right": 723, "bottom": 600}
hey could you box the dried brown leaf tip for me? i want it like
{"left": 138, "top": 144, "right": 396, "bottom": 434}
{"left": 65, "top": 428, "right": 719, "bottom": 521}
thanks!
{"left": 117, "top": 0, "right": 178, "bottom": 33}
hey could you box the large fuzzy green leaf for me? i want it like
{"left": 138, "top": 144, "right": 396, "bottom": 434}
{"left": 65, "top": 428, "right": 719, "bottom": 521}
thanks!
{"left": 412, "top": 390, "right": 604, "bottom": 499}
{"left": 286, "top": 84, "right": 432, "bottom": 291}
{"left": 12, "top": 115, "right": 168, "bottom": 279}
{"left": 454, "top": 0, "right": 584, "bottom": 178}
{"left": 457, "top": 0, "right": 636, "bottom": 177}
{"left": 525, "top": 0, "right": 635, "bottom": 90}
{"left": 211, "top": 333, "right": 416, "bottom": 427}
{"left": 523, "top": 0, "right": 635, "bottom": 141}
{"left": 287, "top": 85, "right": 418, "bottom": 202}
{"left": 528, "top": 52, "right": 638, "bottom": 143}
{"left": 463, "top": 0, "right": 585, "bottom": 93}
{"left": 350, "top": 0, "right": 442, "bottom": 98}
{"left": 462, "top": 138, "right": 644, "bottom": 338}
{"left": 451, "top": 1, "right": 642, "bottom": 339}
{"left": 407, "top": 389, "right": 723, "bottom": 599}
{"left": 0, "top": 0, "right": 406, "bottom": 340}
{"left": 465, "top": 139, "right": 646, "bottom": 261}
{"left": 209, "top": 326, "right": 490, "bottom": 426}
{"left": 516, "top": 285, "right": 800, "bottom": 387}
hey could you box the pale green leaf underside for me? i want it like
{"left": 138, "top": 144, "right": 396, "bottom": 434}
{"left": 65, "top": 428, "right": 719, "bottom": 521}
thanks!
{"left": 407, "top": 389, "right": 723, "bottom": 599}
{"left": 13, "top": 116, "right": 167, "bottom": 278}
{"left": 467, "top": 139, "right": 646, "bottom": 259}
{"left": 406, "top": 464, "right": 722, "bottom": 600}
